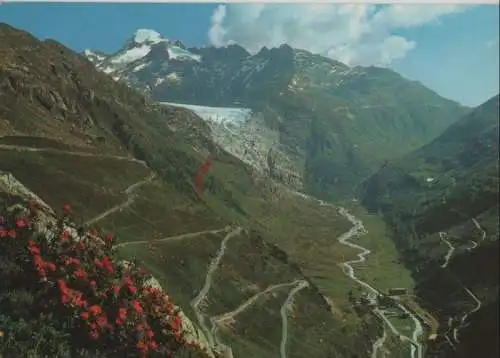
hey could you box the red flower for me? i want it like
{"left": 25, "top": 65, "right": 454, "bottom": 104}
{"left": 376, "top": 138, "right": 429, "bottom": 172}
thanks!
{"left": 88, "top": 305, "right": 102, "bottom": 316}
{"left": 0, "top": 229, "right": 7, "bottom": 237}
{"left": 105, "top": 234, "right": 113, "bottom": 243}
{"left": 128, "top": 285, "right": 138, "bottom": 295}
{"left": 149, "top": 340, "right": 158, "bottom": 351}
{"left": 28, "top": 242, "right": 41, "bottom": 255}
{"left": 7, "top": 230, "right": 16, "bottom": 238}
{"left": 113, "top": 285, "right": 121, "bottom": 295}
{"left": 15, "top": 218, "right": 27, "bottom": 228}
{"left": 60, "top": 230, "right": 70, "bottom": 242}
{"left": 74, "top": 268, "right": 87, "bottom": 280}
{"left": 80, "top": 312, "right": 90, "bottom": 320}
{"left": 132, "top": 300, "right": 143, "bottom": 314}
{"left": 58, "top": 279, "right": 68, "bottom": 291}
{"left": 96, "top": 315, "right": 108, "bottom": 328}
{"left": 170, "top": 314, "right": 183, "bottom": 332}
{"left": 88, "top": 330, "right": 99, "bottom": 340}
{"left": 117, "top": 307, "right": 127, "bottom": 322}
{"left": 145, "top": 330, "right": 154, "bottom": 339}
{"left": 62, "top": 204, "right": 71, "bottom": 215}
{"left": 124, "top": 276, "right": 134, "bottom": 286}
{"left": 136, "top": 340, "right": 148, "bottom": 352}
{"left": 45, "top": 261, "right": 56, "bottom": 272}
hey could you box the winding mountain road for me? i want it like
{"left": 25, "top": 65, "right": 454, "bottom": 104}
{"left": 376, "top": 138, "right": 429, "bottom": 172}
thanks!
{"left": 336, "top": 207, "right": 423, "bottom": 358}
{"left": 439, "top": 219, "right": 484, "bottom": 345}
{"left": 28, "top": 138, "right": 431, "bottom": 358}
{"left": 212, "top": 280, "right": 305, "bottom": 324}
{"left": 439, "top": 232, "right": 455, "bottom": 268}
{"left": 191, "top": 227, "right": 243, "bottom": 348}
{"left": 114, "top": 227, "right": 231, "bottom": 248}
{"left": 371, "top": 326, "right": 387, "bottom": 358}
{"left": 285, "top": 188, "right": 424, "bottom": 358}
{"left": 0, "top": 142, "right": 159, "bottom": 227}
{"left": 471, "top": 218, "right": 486, "bottom": 241}
{"left": 85, "top": 172, "right": 156, "bottom": 225}
{"left": 0, "top": 143, "right": 148, "bottom": 166}
{"left": 279, "top": 280, "right": 310, "bottom": 358}
{"left": 452, "top": 286, "right": 482, "bottom": 343}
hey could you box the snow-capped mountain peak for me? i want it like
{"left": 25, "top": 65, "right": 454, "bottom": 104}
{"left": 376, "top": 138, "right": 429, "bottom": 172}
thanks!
{"left": 83, "top": 28, "right": 202, "bottom": 81}
{"left": 133, "top": 29, "right": 166, "bottom": 45}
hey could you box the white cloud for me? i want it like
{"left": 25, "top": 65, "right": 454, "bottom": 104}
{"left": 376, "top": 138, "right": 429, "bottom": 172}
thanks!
{"left": 208, "top": 4, "right": 471, "bottom": 66}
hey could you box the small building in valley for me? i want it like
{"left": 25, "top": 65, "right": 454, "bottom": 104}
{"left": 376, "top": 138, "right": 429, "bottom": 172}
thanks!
{"left": 388, "top": 288, "right": 408, "bottom": 296}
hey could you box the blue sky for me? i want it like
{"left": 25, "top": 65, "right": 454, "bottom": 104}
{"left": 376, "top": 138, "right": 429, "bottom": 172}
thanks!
{"left": 0, "top": 3, "right": 498, "bottom": 107}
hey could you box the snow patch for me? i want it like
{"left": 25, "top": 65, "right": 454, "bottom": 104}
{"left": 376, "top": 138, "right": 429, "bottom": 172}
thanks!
{"left": 166, "top": 72, "right": 181, "bottom": 82}
{"left": 100, "top": 66, "right": 116, "bottom": 74}
{"left": 154, "top": 77, "right": 165, "bottom": 86}
{"left": 161, "top": 102, "right": 251, "bottom": 127}
{"left": 84, "top": 49, "right": 105, "bottom": 62}
{"left": 132, "top": 62, "right": 149, "bottom": 72}
{"left": 167, "top": 47, "right": 201, "bottom": 62}
{"left": 134, "top": 29, "right": 164, "bottom": 44}
{"left": 110, "top": 45, "right": 151, "bottom": 65}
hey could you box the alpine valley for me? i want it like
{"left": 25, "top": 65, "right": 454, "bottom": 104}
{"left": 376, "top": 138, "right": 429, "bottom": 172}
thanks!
{"left": 0, "top": 24, "right": 498, "bottom": 358}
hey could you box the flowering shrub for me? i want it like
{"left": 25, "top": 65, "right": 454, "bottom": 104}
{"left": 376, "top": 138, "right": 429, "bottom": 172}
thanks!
{"left": 0, "top": 198, "right": 207, "bottom": 357}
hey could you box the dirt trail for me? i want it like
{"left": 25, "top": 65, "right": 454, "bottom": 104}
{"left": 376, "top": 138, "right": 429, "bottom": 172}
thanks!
{"left": 191, "top": 227, "right": 243, "bottom": 348}
{"left": 279, "top": 280, "right": 309, "bottom": 358}
{"left": 336, "top": 207, "right": 423, "bottom": 358}
{"left": 452, "top": 286, "right": 482, "bottom": 344}
{"left": 85, "top": 173, "right": 156, "bottom": 225}
{"left": 439, "top": 220, "right": 483, "bottom": 345}
{"left": 114, "top": 227, "right": 231, "bottom": 248}
{"left": 471, "top": 218, "right": 486, "bottom": 241}
{"left": 371, "top": 325, "right": 387, "bottom": 358}
{"left": 0, "top": 143, "right": 147, "bottom": 166}
{"left": 2, "top": 142, "right": 158, "bottom": 227}
{"left": 439, "top": 232, "right": 455, "bottom": 268}
{"left": 212, "top": 280, "right": 304, "bottom": 323}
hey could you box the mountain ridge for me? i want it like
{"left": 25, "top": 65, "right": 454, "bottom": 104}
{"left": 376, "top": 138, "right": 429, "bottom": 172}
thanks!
{"left": 84, "top": 27, "right": 468, "bottom": 200}
{"left": 360, "top": 93, "right": 499, "bottom": 358}
{"left": 1, "top": 22, "right": 390, "bottom": 358}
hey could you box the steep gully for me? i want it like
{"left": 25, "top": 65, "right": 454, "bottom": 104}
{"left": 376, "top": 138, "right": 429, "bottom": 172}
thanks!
{"left": 287, "top": 188, "right": 424, "bottom": 358}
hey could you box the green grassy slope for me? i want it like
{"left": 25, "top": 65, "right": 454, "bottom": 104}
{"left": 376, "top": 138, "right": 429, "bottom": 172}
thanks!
{"left": 360, "top": 94, "right": 499, "bottom": 357}
{"left": 0, "top": 23, "right": 394, "bottom": 357}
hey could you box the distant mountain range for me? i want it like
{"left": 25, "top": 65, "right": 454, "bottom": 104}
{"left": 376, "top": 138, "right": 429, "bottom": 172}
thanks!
{"left": 1, "top": 22, "right": 497, "bottom": 358}
{"left": 85, "top": 28, "right": 469, "bottom": 200}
